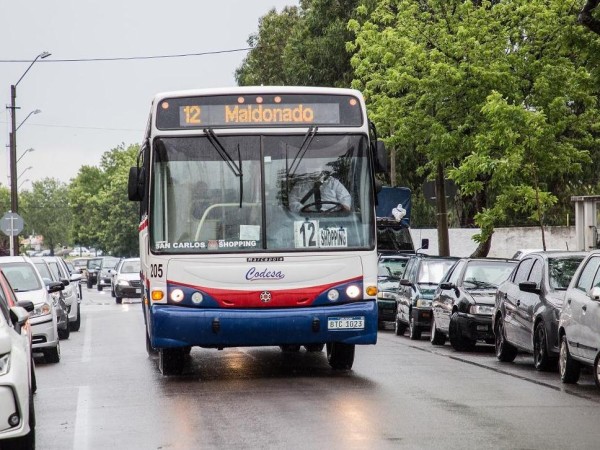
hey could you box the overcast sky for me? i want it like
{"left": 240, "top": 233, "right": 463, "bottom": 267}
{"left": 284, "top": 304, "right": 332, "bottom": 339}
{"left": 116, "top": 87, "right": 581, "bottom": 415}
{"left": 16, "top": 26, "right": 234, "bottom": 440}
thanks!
{"left": 1, "top": 0, "right": 297, "bottom": 191}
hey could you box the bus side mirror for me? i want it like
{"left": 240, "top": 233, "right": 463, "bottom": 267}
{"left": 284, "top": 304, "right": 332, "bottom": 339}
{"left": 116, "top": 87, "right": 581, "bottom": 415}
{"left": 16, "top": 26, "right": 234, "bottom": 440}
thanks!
{"left": 128, "top": 166, "right": 144, "bottom": 201}
{"left": 375, "top": 141, "right": 388, "bottom": 174}
{"left": 421, "top": 239, "right": 429, "bottom": 250}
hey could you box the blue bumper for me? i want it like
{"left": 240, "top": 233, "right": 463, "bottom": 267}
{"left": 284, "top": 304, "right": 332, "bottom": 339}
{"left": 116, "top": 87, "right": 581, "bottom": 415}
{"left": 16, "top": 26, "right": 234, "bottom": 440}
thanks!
{"left": 150, "top": 301, "right": 378, "bottom": 348}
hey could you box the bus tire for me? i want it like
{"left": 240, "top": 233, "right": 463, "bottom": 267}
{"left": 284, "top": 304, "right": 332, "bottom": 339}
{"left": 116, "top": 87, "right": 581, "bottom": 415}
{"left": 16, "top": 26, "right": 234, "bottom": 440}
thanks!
{"left": 158, "top": 348, "right": 185, "bottom": 376}
{"left": 326, "top": 342, "right": 355, "bottom": 370}
{"left": 304, "top": 343, "right": 325, "bottom": 352}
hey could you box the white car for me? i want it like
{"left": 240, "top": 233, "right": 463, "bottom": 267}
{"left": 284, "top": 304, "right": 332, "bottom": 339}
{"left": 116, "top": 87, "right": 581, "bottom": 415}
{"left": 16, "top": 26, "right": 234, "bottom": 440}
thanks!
{"left": 0, "top": 256, "right": 64, "bottom": 363}
{"left": 111, "top": 258, "right": 141, "bottom": 304}
{"left": 69, "top": 247, "right": 90, "bottom": 257}
{"left": 559, "top": 250, "right": 600, "bottom": 388}
{"left": 0, "top": 266, "right": 36, "bottom": 448}
{"left": 36, "top": 256, "right": 83, "bottom": 332}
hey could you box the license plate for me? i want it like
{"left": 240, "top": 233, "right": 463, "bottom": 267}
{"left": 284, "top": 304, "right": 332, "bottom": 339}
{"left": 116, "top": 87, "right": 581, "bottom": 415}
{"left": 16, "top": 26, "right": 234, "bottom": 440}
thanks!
{"left": 135, "top": 289, "right": 141, "bottom": 294}
{"left": 477, "top": 325, "right": 489, "bottom": 331}
{"left": 328, "top": 316, "right": 365, "bottom": 330}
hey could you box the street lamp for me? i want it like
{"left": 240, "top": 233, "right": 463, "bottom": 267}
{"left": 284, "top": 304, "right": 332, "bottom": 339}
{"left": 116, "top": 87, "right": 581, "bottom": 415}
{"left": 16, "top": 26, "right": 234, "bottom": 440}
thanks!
{"left": 18, "top": 179, "right": 30, "bottom": 190}
{"left": 18, "top": 166, "right": 32, "bottom": 181}
{"left": 17, "top": 148, "right": 35, "bottom": 164}
{"left": 16, "top": 109, "right": 41, "bottom": 131}
{"left": 7, "top": 51, "right": 50, "bottom": 256}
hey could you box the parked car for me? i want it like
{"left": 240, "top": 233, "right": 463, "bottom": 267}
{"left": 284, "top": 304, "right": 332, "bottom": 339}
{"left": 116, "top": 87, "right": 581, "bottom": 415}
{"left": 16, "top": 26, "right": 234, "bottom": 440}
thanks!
{"left": 111, "top": 257, "right": 141, "bottom": 304}
{"left": 0, "top": 256, "right": 64, "bottom": 363}
{"left": 96, "top": 256, "right": 121, "bottom": 291}
{"left": 0, "top": 266, "right": 36, "bottom": 448}
{"left": 395, "top": 255, "right": 458, "bottom": 339}
{"left": 558, "top": 250, "right": 600, "bottom": 388}
{"left": 31, "top": 258, "right": 71, "bottom": 340}
{"left": 377, "top": 254, "right": 410, "bottom": 328}
{"left": 431, "top": 258, "right": 517, "bottom": 350}
{"left": 512, "top": 248, "right": 560, "bottom": 260}
{"left": 36, "top": 256, "right": 83, "bottom": 331}
{"left": 493, "top": 251, "right": 587, "bottom": 371}
{"left": 69, "top": 246, "right": 90, "bottom": 257}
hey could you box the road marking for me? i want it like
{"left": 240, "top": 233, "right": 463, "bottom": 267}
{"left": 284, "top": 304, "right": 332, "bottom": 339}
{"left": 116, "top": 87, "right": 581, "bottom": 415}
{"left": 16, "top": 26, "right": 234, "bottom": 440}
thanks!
{"left": 81, "top": 313, "right": 92, "bottom": 363}
{"left": 73, "top": 385, "right": 90, "bottom": 450}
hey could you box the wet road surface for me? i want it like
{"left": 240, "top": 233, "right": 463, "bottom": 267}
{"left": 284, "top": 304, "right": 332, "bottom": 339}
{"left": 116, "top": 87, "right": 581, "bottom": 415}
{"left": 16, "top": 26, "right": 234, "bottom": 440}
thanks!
{"left": 32, "top": 288, "right": 600, "bottom": 449}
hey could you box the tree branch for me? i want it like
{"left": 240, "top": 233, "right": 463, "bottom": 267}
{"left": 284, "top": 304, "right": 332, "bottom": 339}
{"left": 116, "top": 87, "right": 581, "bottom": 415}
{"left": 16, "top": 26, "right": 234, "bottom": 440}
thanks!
{"left": 579, "top": 0, "right": 600, "bottom": 35}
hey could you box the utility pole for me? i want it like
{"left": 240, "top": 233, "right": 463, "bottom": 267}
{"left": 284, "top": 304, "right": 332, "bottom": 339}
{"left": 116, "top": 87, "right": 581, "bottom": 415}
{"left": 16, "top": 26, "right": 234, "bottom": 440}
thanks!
{"left": 436, "top": 162, "right": 450, "bottom": 256}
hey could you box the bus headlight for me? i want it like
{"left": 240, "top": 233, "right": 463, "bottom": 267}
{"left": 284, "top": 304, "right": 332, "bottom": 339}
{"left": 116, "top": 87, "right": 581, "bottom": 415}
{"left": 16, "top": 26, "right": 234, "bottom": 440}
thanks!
{"left": 170, "top": 289, "right": 184, "bottom": 302}
{"left": 346, "top": 285, "right": 360, "bottom": 299}
{"left": 191, "top": 292, "right": 203, "bottom": 304}
{"left": 327, "top": 289, "right": 340, "bottom": 302}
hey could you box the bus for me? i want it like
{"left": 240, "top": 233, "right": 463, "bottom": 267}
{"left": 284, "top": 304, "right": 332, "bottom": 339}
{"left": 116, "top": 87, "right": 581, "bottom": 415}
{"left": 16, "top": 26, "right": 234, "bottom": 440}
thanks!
{"left": 128, "top": 86, "right": 388, "bottom": 375}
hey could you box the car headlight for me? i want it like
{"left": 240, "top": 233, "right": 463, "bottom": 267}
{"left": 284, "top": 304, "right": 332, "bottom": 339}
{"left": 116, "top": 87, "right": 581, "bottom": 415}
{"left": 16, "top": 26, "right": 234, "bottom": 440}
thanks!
{"left": 117, "top": 280, "right": 130, "bottom": 287}
{"left": 32, "top": 302, "right": 52, "bottom": 318}
{"left": 416, "top": 299, "right": 432, "bottom": 307}
{"left": 0, "top": 353, "right": 10, "bottom": 376}
{"left": 378, "top": 291, "right": 397, "bottom": 300}
{"left": 469, "top": 304, "right": 494, "bottom": 315}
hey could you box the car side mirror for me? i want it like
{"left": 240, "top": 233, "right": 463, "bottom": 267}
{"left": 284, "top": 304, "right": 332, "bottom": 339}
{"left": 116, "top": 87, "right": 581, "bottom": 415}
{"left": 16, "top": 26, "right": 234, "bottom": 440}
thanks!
{"left": 400, "top": 279, "right": 413, "bottom": 287}
{"left": 46, "top": 281, "right": 65, "bottom": 293}
{"left": 9, "top": 306, "right": 29, "bottom": 334}
{"left": 439, "top": 282, "right": 454, "bottom": 290}
{"left": 17, "top": 300, "right": 34, "bottom": 313}
{"left": 519, "top": 281, "right": 540, "bottom": 294}
{"left": 60, "top": 278, "right": 70, "bottom": 287}
{"left": 70, "top": 273, "right": 82, "bottom": 282}
{"left": 590, "top": 286, "right": 600, "bottom": 301}
{"left": 375, "top": 141, "right": 388, "bottom": 174}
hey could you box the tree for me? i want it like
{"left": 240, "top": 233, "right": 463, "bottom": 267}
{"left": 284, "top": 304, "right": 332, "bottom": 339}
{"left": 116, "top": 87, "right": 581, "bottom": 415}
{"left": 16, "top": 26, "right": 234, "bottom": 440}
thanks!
{"left": 350, "top": 0, "right": 599, "bottom": 255}
{"left": 20, "top": 179, "right": 71, "bottom": 254}
{"left": 580, "top": 0, "right": 600, "bottom": 34}
{"left": 69, "top": 144, "right": 140, "bottom": 257}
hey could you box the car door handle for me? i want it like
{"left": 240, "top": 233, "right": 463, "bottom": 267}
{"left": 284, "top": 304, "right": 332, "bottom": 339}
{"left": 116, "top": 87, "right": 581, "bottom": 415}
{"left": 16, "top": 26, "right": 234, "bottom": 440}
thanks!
{"left": 516, "top": 300, "right": 521, "bottom": 306}
{"left": 582, "top": 305, "right": 587, "bottom": 312}
{"left": 567, "top": 299, "right": 571, "bottom": 305}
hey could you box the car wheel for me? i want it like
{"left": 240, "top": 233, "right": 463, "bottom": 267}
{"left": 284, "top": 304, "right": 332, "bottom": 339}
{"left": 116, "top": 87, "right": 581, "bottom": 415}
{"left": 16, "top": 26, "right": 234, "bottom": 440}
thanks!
{"left": 280, "top": 345, "right": 301, "bottom": 352}
{"left": 158, "top": 348, "right": 185, "bottom": 376}
{"left": 494, "top": 317, "right": 517, "bottom": 362}
{"left": 111, "top": 286, "right": 115, "bottom": 297}
{"left": 395, "top": 315, "right": 407, "bottom": 336}
{"left": 58, "top": 323, "right": 70, "bottom": 340}
{"left": 533, "top": 321, "right": 555, "bottom": 371}
{"left": 304, "top": 343, "right": 325, "bottom": 352}
{"left": 146, "top": 331, "right": 158, "bottom": 357}
{"left": 326, "top": 342, "right": 355, "bottom": 370}
{"left": 449, "top": 312, "right": 475, "bottom": 351}
{"left": 87, "top": 279, "right": 93, "bottom": 289}
{"left": 31, "top": 358, "right": 37, "bottom": 394}
{"left": 559, "top": 335, "right": 580, "bottom": 384}
{"left": 116, "top": 297, "right": 123, "bottom": 304}
{"left": 44, "top": 343, "right": 61, "bottom": 364}
{"left": 430, "top": 315, "right": 446, "bottom": 346}
{"left": 70, "top": 304, "right": 81, "bottom": 332}
{"left": 97, "top": 283, "right": 103, "bottom": 291}
{"left": 594, "top": 352, "right": 600, "bottom": 389}
{"left": 409, "top": 314, "right": 421, "bottom": 340}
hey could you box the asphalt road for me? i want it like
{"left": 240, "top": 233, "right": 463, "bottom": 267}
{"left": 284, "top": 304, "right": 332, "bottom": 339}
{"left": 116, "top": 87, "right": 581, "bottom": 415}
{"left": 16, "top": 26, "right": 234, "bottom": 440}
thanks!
{"left": 32, "top": 287, "right": 600, "bottom": 450}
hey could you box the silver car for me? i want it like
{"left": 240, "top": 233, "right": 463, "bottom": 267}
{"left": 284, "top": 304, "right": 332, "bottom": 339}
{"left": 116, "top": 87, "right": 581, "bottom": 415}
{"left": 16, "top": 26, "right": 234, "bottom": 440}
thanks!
{"left": 559, "top": 250, "right": 600, "bottom": 388}
{"left": 0, "top": 256, "right": 63, "bottom": 363}
{"left": 110, "top": 258, "right": 141, "bottom": 304}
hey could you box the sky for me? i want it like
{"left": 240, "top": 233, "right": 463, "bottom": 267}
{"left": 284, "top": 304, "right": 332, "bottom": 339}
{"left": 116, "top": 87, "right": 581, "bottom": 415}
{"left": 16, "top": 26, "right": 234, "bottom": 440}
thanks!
{"left": 0, "top": 0, "right": 298, "bottom": 191}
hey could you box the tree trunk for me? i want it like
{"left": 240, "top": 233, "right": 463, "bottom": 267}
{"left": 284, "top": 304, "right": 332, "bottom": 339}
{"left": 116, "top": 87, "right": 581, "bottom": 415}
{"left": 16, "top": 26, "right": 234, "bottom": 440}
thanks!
{"left": 579, "top": 0, "right": 600, "bottom": 35}
{"left": 470, "top": 232, "right": 492, "bottom": 257}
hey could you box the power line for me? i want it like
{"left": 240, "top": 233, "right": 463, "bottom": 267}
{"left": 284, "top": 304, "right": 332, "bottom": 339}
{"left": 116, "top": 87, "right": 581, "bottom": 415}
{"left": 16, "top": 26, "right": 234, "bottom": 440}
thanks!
{"left": 0, "top": 47, "right": 253, "bottom": 63}
{"left": 0, "top": 120, "right": 143, "bottom": 132}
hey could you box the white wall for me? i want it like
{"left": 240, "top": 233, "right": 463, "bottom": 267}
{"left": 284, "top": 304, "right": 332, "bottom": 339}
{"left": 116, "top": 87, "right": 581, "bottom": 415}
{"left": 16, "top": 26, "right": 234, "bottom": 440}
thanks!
{"left": 410, "top": 226, "right": 578, "bottom": 258}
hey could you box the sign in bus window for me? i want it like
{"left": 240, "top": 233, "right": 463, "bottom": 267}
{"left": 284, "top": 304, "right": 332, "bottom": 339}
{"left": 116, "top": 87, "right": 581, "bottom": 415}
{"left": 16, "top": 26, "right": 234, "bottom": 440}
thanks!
{"left": 294, "top": 220, "right": 348, "bottom": 248}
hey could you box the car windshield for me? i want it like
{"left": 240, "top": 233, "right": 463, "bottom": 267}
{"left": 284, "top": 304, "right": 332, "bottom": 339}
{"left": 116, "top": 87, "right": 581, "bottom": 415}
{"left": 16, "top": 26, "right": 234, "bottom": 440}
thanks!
{"left": 34, "top": 262, "right": 54, "bottom": 281}
{"left": 88, "top": 258, "right": 102, "bottom": 270}
{"left": 548, "top": 256, "right": 585, "bottom": 290}
{"left": 378, "top": 258, "right": 407, "bottom": 279}
{"left": 102, "top": 257, "right": 120, "bottom": 269}
{"left": 417, "top": 259, "right": 456, "bottom": 284}
{"left": 121, "top": 260, "right": 140, "bottom": 273}
{"left": 0, "top": 262, "right": 43, "bottom": 292}
{"left": 463, "top": 260, "right": 516, "bottom": 289}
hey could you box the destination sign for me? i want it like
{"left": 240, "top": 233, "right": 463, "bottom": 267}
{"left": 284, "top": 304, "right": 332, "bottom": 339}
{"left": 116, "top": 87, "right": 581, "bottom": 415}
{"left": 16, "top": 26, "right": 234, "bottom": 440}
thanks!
{"left": 156, "top": 94, "right": 363, "bottom": 129}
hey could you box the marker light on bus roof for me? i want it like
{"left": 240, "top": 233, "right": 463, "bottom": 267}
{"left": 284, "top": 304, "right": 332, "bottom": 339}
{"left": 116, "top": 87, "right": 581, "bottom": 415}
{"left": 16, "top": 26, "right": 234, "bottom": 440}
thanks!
{"left": 274, "top": 96, "right": 281, "bottom": 104}
{"left": 170, "top": 289, "right": 184, "bottom": 302}
{"left": 237, "top": 97, "right": 245, "bottom": 104}
{"left": 349, "top": 98, "right": 357, "bottom": 106}
{"left": 161, "top": 101, "right": 169, "bottom": 110}
{"left": 256, "top": 96, "right": 263, "bottom": 104}
{"left": 346, "top": 285, "right": 360, "bottom": 299}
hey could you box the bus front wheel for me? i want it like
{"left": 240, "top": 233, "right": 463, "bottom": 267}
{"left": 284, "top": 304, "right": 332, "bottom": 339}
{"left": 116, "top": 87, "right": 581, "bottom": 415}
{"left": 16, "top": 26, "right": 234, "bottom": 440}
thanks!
{"left": 326, "top": 342, "right": 355, "bottom": 370}
{"left": 158, "top": 348, "right": 185, "bottom": 376}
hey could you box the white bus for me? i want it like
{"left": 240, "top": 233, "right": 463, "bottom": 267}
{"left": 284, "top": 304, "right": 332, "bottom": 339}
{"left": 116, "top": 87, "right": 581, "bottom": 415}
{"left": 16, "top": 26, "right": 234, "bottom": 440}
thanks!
{"left": 128, "top": 86, "right": 388, "bottom": 375}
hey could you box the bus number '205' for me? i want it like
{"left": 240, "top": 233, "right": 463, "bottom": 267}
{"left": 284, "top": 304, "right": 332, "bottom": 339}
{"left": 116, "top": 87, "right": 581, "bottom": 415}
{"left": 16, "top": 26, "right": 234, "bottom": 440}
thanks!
{"left": 150, "top": 264, "right": 163, "bottom": 278}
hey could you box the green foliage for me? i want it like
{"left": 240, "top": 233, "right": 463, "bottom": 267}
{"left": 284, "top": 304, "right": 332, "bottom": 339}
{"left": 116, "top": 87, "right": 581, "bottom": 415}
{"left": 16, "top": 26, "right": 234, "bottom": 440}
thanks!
{"left": 68, "top": 144, "right": 140, "bottom": 257}
{"left": 350, "top": 0, "right": 600, "bottom": 242}
{"left": 20, "top": 179, "right": 71, "bottom": 252}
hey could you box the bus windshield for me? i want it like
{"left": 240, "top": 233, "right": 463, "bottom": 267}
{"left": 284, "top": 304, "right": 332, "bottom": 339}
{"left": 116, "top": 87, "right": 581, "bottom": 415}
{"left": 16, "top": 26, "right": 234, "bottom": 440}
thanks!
{"left": 150, "top": 133, "right": 374, "bottom": 253}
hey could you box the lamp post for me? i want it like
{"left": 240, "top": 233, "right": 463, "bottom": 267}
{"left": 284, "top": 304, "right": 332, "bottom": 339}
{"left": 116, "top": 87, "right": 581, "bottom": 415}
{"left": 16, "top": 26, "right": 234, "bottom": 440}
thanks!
{"left": 18, "top": 179, "right": 30, "bottom": 190}
{"left": 18, "top": 166, "right": 32, "bottom": 181}
{"left": 7, "top": 51, "right": 50, "bottom": 256}
{"left": 16, "top": 109, "right": 41, "bottom": 131}
{"left": 17, "top": 148, "right": 35, "bottom": 164}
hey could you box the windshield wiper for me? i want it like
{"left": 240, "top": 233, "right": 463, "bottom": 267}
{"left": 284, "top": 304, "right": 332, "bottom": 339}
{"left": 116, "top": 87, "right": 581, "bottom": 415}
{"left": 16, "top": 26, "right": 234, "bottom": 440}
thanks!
{"left": 204, "top": 128, "right": 244, "bottom": 207}
{"left": 287, "top": 125, "right": 318, "bottom": 178}
{"left": 465, "top": 280, "right": 496, "bottom": 290}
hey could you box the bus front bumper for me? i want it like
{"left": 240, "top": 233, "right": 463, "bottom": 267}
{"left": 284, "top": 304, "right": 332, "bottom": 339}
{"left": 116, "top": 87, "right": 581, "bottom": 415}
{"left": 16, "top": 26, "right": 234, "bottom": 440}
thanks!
{"left": 150, "top": 301, "right": 378, "bottom": 349}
